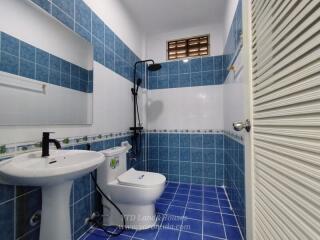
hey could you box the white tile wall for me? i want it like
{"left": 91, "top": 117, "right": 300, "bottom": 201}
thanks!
{"left": 146, "top": 85, "right": 224, "bottom": 130}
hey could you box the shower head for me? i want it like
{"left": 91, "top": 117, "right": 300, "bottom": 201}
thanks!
{"left": 147, "top": 63, "right": 162, "bottom": 72}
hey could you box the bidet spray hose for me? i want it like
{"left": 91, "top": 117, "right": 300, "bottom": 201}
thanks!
{"left": 90, "top": 173, "right": 126, "bottom": 237}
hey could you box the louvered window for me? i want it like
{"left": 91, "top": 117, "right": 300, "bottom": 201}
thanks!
{"left": 167, "top": 35, "right": 209, "bottom": 60}
{"left": 251, "top": 0, "right": 320, "bottom": 239}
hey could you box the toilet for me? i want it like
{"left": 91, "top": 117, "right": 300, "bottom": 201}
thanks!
{"left": 97, "top": 145, "right": 166, "bottom": 230}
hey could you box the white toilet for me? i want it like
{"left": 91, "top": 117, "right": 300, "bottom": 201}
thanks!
{"left": 97, "top": 145, "right": 166, "bottom": 230}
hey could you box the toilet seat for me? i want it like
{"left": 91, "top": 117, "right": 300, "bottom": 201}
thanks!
{"left": 117, "top": 168, "right": 166, "bottom": 188}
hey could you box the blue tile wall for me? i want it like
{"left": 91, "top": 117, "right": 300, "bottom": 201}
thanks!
{"left": 0, "top": 32, "right": 93, "bottom": 93}
{"left": 224, "top": 135, "right": 245, "bottom": 238}
{"left": 223, "top": 0, "right": 243, "bottom": 81}
{"left": 148, "top": 56, "right": 226, "bottom": 90}
{"left": 0, "top": 134, "right": 146, "bottom": 240}
{"left": 147, "top": 133, "right": 224, "bottom": 186}
{"left": 30, "top": 0, "right": 147, "bottom": 88}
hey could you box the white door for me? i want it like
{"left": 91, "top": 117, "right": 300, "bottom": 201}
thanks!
{"left": 241, "top": 0, "right": 254, "bottom": 239}
{"left": 244, "top": 0, "right": 320, "bottom": 239}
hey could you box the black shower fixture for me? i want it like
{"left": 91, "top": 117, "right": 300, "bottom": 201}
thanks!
{"left": 130, "top": 59, "right": 161, "bottom": 159}
{"left": 147, "top": 63, "right": 162, "bottom": 72}
{"left": 130, "top": 59, "right": 162, "bottom": 133}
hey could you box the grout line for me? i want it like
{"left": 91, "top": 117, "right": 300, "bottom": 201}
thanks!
{"left": 13, "top": 186, "right": 16, "bottom": 240}
{"left": 76, "top": 225, "right": 95, "bottom": 240}
{"left": 222, "top": 186, "right": 233, "bottom": 211}
{"left": 0, "top": 197, "right": 14, "bottom": 207}
{"left": 202, "top": 183, "right": 204, "bottom": 240}
{"left": 177, "top": 183, "right": 190, "bottom": 239}
{"left": 223, "top": 186, "right": 245, "bottom": 240}
{"left": 152, "top": 183, "right": 178, "bottom": 240}
{"left": 15, "top": 226, "right": 40, "bottom": 240}
{"left": 217, "top": 187, "right": 228, "bottom": 240}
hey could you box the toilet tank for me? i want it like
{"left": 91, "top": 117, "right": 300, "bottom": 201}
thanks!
{"left": 97, "top": 146, "right": 128, "bottom": 185}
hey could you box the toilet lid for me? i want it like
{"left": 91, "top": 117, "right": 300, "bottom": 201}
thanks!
{"left": 117, "top": 168, "right": 166, "bottom": 188}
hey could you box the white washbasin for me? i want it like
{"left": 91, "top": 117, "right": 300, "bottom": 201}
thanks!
{"left": 0, "top": 150, "right": 105, "bottom": 186}
{"left": 0, "top": 149, "right": 105, "bottom": 240}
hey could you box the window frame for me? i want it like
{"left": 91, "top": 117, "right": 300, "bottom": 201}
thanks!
{"left": 167, "top": 34, "right": 210, "bottom": 60}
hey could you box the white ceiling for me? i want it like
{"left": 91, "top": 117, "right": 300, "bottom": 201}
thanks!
{"left": 120, "top": 0, "right": 228, "bottom": 34}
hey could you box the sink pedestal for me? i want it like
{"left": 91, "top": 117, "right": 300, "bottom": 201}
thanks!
{"left": 40, "top": 181, "right": 73, "bottom": 240}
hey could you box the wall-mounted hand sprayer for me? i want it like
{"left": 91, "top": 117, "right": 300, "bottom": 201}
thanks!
{"left": 130, "top": 60, "right": 161, "bottom": 159}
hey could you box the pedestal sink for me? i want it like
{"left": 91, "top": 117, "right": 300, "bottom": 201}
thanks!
{"left": 0, "top": 150, "right": 105, "bottom": 240}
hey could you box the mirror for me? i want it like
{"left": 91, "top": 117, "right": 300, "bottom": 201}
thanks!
{"left": 0, "top": 0, "right": 93, "bottom": 125}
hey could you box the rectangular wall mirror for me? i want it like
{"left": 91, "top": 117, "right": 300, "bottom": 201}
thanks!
{"left": 0, "top": 0, "right": 93, "bottom": 125}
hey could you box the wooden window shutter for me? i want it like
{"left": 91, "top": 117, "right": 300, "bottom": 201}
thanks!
{"left": 167, "top": 35, "right": 210, "bottom": 60}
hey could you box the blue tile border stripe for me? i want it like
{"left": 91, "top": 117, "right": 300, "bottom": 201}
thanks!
{"left": 148, "top": 55, "right": 227, "bottom": 90}
{"left": 0, "top": 31, "right": 93, "bottom": 93}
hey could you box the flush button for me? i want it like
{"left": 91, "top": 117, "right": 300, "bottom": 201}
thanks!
{"left": 138, "top": 175, "right": 144, "bottom": 180}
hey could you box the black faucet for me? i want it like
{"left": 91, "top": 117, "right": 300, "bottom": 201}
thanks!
{"left": 42, "top": 132, "right": 61, "bottom": 157}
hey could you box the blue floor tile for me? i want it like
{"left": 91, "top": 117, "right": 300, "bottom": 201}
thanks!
{"left": 178, "top": 183, "right": 191, "bottom": 189}
{"left": 174, "top": 194, "right": 188, "bottom": 202}
{"left": 203, "top": 211, "right": 222, "bottom": 223}
{"left": 82, "top": 229, "right": 109, "bottom": 239}
{"left": 182, "top": 218, "right": 202, "bottom": 234}
{"left": 223, "top": 214, "right": 238, "bottom": 226}
{"left": 189, "top": 189, "right": 202, "bottom": 196}
{"left": 203, "top": 186, "right": 217, "bottom": 192}
{"left": 204, "top": 197, "right": 218, "bottom": 206}
{"left": 203, "top": 236, "right": 224, "bottom": 240}
{"left": 120, "top": 229, "right": 136, "bottom": 237}
{"left": 221, "top": 207, "right": 234, "bottom": 215}
{"left": 219, "top": 199, "right": 230, "bottom": 208}
{"left": 176, "top": 188, "right": 189, "bottom": 195}
{"left": 225, "top": 226, "right": 243, "bottom": 240}
{"left": 184, "top": 208, "right": 202, "bottom": 220}
{"left": 167, "top": 206, "right": 185, "bottom": 217}
{"left": 156, "top": 229, "right": 180, "bottom": 239}
{"left": 203, "top": 222, "right": 225, "bottom": 238}
{"left": 190, "top": 184, "right": 203, "bottom": 190}
{"left": 204, "top": 191, "right": 218, "bottom": 198}
{"left": 156, "top": 203, "right": 169, "bottom": 214}
{"left": 164, "top": 187, "right": 177, "bottom": 193}
{"left": 203, "top": 205, "right": 220, "bottom": 213}
{"left": 188, "top": 196, "right": 202, "bottom": 204}
{"left": 133, "top": 228, "right": 158, "bottom": 240}
{"left": 179, "top": 231, "right": 202, "bottom": 240}
{"left": 84, "top": 182, "right": 243, "bottom": 240}
{"left": 218, "top": 192, "right": 227, "bottom": 199}
{"left": 160, "top": 192, "right": 175, "bottom": 200}
{"left": 106, "top": 234, "right": 131, "bottom": 240}
{"left": 187, "top": 202, "right": 202, "bottom": 210}
{"left": 167, "top": 182, "right": 179, "bottom": 188}
{"left": 157, "top": 198, "right": 171, "bottom": 205}
{"left": 171, "top": 200, "right": 187, "bottom": 207}
{"left": 161, "top": 214, "right": 183, "bottom": 231}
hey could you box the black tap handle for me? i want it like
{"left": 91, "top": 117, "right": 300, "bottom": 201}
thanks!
{"left": 43, "top": 131, "right": 55, "bottom": 135}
